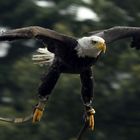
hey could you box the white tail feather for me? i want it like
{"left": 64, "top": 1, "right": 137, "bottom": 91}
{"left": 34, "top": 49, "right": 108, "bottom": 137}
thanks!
{"left": 32, "top": 48, "right": 54, "bottom": 66}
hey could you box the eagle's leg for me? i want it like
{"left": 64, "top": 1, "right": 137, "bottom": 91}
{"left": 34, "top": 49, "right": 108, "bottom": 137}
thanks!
{"left": 80, "top": 68, "right": 95, "bottom": 130}
{"left": 33, "top": 63, "right": 61, "bottom": 123}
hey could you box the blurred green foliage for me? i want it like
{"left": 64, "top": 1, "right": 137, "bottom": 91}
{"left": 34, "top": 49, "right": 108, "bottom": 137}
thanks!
{"left": 0, "top": 0, "right": 140, "bottom": 140}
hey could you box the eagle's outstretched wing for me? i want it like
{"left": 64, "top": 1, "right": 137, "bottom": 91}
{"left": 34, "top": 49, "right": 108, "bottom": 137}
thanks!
{"left": 0, "top": 26, "right": 76, "bottom": 45}
{"left": 91, "top": 26, "right": 140, "bottom": 49}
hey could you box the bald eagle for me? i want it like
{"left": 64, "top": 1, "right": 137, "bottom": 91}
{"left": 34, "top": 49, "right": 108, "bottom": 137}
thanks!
{"left": 0, "top": 26, "right": 140, "bottom": 130}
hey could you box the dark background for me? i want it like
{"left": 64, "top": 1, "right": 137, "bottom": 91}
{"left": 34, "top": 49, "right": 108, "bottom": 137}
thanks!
{"left": 0, "top": 0, "right": 140, "bottom": 140}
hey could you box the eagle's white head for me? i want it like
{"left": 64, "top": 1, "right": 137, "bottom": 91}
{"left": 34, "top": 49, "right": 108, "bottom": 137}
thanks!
{"left": 76, "top": 36, "right": 106, "bottom": 58}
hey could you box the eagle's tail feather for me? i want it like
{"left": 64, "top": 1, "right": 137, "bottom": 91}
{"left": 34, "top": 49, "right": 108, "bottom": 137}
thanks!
{"left": 32, "top": 48, "right": 54, "bottom": 66}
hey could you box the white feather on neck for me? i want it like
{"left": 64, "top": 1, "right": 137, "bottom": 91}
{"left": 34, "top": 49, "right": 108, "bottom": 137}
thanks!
{"left": 75, "top": 36, "right": 102, "bottom": 58}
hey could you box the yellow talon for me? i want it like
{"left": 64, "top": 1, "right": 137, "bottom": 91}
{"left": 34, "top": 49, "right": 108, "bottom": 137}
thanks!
{"left": 89, "top": 114, "right": 94, "bottom": 130}
{"left": 32, "top": 101, "right": 46, "bottom": 123}
{"left": 86, "top": 108, "right": 95, "bottom": 131}
{"left": 32, "top": 108, "right": 44, "bottom": 123}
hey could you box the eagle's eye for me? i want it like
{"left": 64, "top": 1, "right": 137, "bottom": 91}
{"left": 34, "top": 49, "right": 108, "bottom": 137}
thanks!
{"left": 91, "top": 40, "right": 97, "bottom": 45}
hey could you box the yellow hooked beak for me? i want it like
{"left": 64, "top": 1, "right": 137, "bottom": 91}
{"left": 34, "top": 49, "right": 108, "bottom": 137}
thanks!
{"left": 97, "top": 42, "right": 106, "bottom": 53}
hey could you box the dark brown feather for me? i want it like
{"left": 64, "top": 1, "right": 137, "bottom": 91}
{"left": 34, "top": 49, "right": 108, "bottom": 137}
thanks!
{"left": 91, "top": 26, "right": 140, "bottom": 49}
{"left": 0, "top": 26, "right": 76, "bottom": 43}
